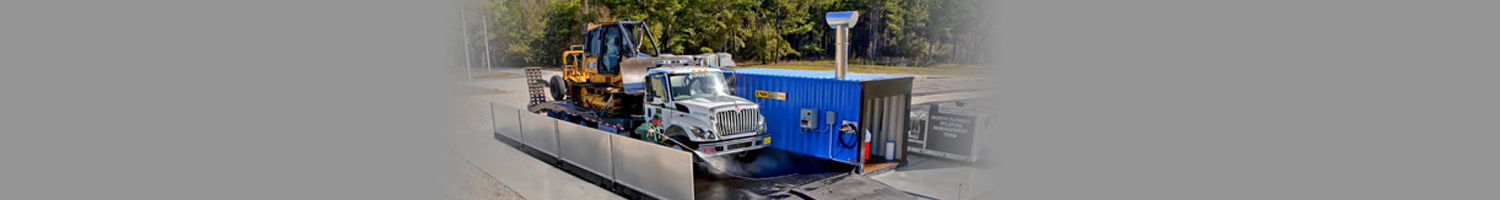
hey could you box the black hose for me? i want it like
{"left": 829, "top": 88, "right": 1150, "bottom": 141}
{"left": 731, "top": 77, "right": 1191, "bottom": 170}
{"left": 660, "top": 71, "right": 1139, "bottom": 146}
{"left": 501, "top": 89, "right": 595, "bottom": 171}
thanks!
{"left": 838, "top": 124, "right": 857, "bottom": 148}
{"left": 830, "top": 124, "right": 858, "bottom": 161}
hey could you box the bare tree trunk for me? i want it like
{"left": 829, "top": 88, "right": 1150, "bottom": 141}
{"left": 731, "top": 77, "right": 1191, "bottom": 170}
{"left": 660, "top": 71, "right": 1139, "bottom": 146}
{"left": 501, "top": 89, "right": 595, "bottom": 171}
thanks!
{"left": 773, "top": 12, "right": 786, "bottom": 63}
{"left": 925, "top": 38, "right": 933, "bottom": 65}
{"left": 663, "top": 23, "right": 672, "bottom": 53}
{"left": 866, "top": 1, "right": 883, "bottom": 63}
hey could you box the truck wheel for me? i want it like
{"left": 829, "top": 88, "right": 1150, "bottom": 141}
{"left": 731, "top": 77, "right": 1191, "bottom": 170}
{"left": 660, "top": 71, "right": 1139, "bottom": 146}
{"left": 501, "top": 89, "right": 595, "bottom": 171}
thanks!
{"left": 665, "top": 136, "right": 687, "bottom": 151}
{"left": 548, "top": 75, "right": 567, "bottom": 101}
{"left": 667, "top": 127, "right": 696, "bottom": 148}
{"left": 670, "top": 135, "right": 706, "bottom": 163}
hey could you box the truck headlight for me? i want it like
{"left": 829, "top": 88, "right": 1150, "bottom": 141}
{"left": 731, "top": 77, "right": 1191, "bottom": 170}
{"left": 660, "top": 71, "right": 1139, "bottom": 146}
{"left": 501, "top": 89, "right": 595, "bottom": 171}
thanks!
{"left": 757, "top": 118, "right": 766, "bottom": 131}
{"left": 692, "top": 126, "right": 715, "bottom": 139}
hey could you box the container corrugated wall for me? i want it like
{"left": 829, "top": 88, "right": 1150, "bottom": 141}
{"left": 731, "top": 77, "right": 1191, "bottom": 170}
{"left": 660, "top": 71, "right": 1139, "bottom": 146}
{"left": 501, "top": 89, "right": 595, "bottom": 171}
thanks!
{"left": 726, "top": 68, "right": 884, "bottom": 164}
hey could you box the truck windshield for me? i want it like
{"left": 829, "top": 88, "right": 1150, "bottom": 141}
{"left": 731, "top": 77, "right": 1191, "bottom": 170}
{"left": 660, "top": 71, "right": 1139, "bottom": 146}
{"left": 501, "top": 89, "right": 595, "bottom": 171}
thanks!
{"left": 667, "top": 72, "right": 729, "bottom": 101}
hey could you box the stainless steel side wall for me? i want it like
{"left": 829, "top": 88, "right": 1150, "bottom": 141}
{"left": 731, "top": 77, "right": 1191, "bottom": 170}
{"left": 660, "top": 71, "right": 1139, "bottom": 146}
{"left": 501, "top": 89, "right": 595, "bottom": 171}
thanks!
{"left": 492, "top": 102, "right": 523, "bottom": 141}
{"left": 491, "top": 103, "right": 692, "bottom": 200}
{"left": 556, "top": 121, "right": 614, "bottom": 179}
{"left": 611, "top": 134, "right": 694, "bottom": 200}
{"left": 518, "top": 111, "right": 560, "bottom": 157}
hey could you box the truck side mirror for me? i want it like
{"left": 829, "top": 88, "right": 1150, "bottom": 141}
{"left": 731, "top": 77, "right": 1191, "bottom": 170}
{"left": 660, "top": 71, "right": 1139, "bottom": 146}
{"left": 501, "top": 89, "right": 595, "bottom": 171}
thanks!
{"left": 726, "top": 73, "right": 737, "bottom": 94}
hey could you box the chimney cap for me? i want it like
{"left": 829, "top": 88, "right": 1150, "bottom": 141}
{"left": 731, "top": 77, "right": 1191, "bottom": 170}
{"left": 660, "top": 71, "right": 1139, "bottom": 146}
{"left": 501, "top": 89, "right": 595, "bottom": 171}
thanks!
{"left": 825, "top": 11, "right": 859, "bottom": 28}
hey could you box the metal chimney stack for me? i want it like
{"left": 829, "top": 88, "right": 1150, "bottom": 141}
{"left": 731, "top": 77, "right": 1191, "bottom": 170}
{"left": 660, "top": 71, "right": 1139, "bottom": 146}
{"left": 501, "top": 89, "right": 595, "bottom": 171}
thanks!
{"left": 826, "top": 11, "right": 859, "bottom": 79}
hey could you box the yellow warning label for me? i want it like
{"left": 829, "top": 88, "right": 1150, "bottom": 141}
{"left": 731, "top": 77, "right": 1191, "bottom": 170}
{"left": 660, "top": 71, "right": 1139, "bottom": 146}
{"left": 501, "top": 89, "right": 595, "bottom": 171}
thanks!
{"left": 754, "top": 90, "right": 786, "bottom": 100}
{"left": 763, "top": 137, "right": 772, "bottom": 145}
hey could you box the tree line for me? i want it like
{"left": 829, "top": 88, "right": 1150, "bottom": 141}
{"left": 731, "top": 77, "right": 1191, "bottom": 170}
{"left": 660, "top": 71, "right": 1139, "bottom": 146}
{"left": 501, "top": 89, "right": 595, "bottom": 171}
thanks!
{"left": 459, "top": 0, "right": 983, "bottom": 68}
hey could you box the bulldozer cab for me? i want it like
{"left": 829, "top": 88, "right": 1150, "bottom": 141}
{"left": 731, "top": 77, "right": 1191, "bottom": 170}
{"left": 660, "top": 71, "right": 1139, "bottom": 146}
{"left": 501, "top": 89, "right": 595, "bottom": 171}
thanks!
{"left": 545, "top": 21, "right": 664, "bottom": 117}
{"left": 580, "top": 21, "right": 659, "bottom": 75}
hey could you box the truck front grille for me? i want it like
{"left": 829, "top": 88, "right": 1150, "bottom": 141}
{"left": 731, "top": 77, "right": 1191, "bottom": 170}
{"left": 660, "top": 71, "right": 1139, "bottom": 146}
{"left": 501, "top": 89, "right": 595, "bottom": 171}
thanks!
{"left": 715, "top": 108, "right": 760, "bottom": 134}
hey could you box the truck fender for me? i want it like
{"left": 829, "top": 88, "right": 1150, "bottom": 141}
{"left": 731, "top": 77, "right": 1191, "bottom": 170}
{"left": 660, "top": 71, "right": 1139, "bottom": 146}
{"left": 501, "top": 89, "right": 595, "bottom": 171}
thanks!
{"left": 665, "top": 126, "right": 687, "bottom": 138}
{"left": 667, "top": 115, "right": 714, "bottom": 141}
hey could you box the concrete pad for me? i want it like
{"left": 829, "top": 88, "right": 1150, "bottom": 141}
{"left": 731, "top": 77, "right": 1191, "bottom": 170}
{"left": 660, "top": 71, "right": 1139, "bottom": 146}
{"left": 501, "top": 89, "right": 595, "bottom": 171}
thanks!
{"left": 448, "top": 131, "right": 623, "bottom": 200}
{"left": 447, "top": 151, "right": 524, "bottom": 200}
{"left": 871, "top": 156, "right": 981, "bottom": 200}
{"left": 793, "top": 174, "right": 917, "bottom": 200}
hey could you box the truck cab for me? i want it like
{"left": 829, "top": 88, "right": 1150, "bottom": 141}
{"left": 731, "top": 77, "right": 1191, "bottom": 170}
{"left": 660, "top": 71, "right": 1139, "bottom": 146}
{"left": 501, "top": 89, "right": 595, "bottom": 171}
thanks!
{"left": 642, "top": 66, "right": 768, "bottom": 156}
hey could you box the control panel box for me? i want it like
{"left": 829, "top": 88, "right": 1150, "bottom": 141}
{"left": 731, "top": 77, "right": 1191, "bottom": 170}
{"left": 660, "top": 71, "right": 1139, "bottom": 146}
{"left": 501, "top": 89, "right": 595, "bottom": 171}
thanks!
{"left": 800, "top": 108, "right": 817, "bottom": 129}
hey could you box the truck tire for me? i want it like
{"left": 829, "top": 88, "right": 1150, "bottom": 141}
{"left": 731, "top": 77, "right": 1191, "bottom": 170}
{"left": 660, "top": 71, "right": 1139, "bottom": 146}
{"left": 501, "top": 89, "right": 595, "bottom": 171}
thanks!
{"left": 734, "top": 149, "right": 761, "bottom": 162}
{"left": 548, "top": 75, "right": 567, "bottom": 101}
{"left": 667, "top": 127, "right": 697, "bottom": 149}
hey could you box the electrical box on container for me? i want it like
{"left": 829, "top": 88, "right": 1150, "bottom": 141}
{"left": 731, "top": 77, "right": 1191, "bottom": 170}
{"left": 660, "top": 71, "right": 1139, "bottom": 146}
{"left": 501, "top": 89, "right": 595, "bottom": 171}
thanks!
{"left": 825, "top": 111, "right": 837, "bottom": 128}
{"left": 800, "top": 108, "right": 817, "bottom": 129}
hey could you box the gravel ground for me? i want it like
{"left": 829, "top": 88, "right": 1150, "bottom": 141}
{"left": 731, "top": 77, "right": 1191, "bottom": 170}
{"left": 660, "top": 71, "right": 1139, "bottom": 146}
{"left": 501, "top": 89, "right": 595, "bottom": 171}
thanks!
{"left": 448, "top": 68, "right": 559, "bottom": 133}
{"left": 446, "top": 68, "right": 543, "bottom": 200}
{"left": 910, "top": 75, "right": 984, "bottom": 94}
{"left": 444, "top": 68, "right": 559, "bottom": 200}
{"left": 447, "top": 151, "right": 524, "bottom": 200}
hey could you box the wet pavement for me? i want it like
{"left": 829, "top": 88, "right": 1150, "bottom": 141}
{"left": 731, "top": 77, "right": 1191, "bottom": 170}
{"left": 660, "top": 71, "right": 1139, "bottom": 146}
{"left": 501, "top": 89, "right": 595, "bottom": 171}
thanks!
{"left": 693, "top": 149, "right": 855, "bottom": 199}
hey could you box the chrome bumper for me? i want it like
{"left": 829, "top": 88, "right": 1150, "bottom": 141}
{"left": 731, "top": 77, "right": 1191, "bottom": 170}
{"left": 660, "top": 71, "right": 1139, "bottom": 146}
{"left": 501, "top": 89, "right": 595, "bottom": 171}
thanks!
{"left": 694, "top": 135, "right": 770, "bottom": 157}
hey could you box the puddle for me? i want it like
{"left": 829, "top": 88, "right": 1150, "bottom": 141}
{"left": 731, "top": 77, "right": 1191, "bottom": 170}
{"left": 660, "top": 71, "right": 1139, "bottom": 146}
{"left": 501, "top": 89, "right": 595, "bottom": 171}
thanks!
{"left": 694, "top": 149, "right": 856, "bottom": 199}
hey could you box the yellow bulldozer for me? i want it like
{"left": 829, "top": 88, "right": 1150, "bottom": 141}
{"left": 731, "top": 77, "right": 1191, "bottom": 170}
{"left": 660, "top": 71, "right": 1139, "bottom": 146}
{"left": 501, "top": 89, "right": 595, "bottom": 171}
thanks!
{"left": 546, "top": 21, "right": 662, "bottom": 117}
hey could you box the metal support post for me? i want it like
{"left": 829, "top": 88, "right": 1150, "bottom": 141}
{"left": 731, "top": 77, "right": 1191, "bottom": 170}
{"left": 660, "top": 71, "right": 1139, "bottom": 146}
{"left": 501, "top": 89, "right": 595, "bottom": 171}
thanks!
{"left": 482, "top": 11, "right": 492, "bottom": 71}
{"left": 461, "top": 4, "right": 472, "bottom": 80}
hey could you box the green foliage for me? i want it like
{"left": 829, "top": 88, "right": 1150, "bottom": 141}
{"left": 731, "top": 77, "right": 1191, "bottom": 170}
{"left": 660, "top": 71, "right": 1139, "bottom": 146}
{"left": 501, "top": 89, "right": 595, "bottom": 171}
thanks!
{"left": 535, "top": 0, "right": 583, "bottom": 66}
{"left": 480, "top": 0, "right": 983, "bottom": 67}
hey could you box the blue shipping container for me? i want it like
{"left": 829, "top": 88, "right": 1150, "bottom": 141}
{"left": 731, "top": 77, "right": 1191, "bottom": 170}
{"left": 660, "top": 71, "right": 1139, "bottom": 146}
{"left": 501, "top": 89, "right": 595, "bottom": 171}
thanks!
{"left": 726, "top": 68, "right": 913, "bottom": 165}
